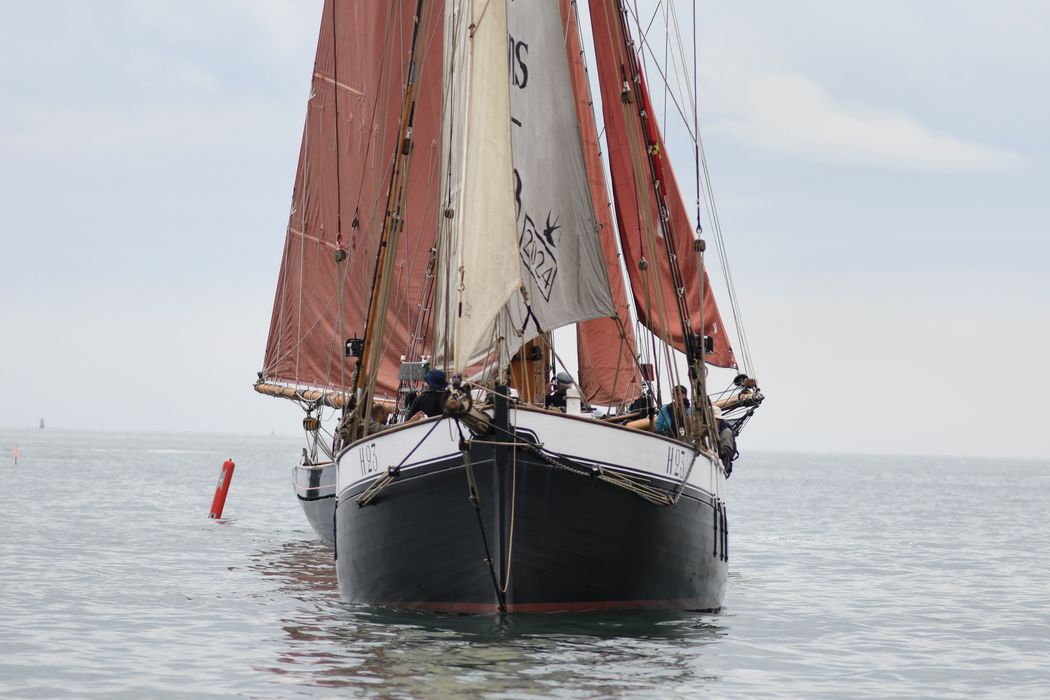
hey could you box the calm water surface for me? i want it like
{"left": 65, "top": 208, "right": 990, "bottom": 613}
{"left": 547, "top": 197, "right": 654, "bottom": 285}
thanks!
{"left": 1, "top": 428, "right": 1047, "bottom": 698}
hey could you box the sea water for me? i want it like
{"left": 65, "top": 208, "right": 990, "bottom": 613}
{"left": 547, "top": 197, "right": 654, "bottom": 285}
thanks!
{"left": 0, "top": 428, "right": 1047, "bottom": 698}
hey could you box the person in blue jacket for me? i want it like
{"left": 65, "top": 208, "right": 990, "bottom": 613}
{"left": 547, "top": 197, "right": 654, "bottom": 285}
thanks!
{"left": 655, "top": 385, "right": 690, "bottom": 439}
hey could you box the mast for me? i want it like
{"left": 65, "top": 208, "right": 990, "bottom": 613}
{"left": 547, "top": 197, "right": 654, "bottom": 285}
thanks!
{"left": 349, "top": 0, "right": 433, "bottom": 441}
{"left": 611, "top": 8, "right": 695, "bottom": 367}
{"left": 329, "top": 0, "right": 347, "bottom": 393}
{"left": 586, "top": 0, "right": 734, "bottom": 370}
{"left": 611, "top": 4, "right": 714, "bottom": 445}
{"left": 259, "top": 1, "right": 447, "bottom": 412}
{"left": 588, "top": 0, "right": 733, "bottom": 445}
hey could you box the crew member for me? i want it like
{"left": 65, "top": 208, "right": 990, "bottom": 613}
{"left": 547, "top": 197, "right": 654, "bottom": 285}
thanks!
{"left": 713, "top": 405, "right": 738, "bottom": 477}
{"left": 406, "top": 369, "right": 449, "bottom": 422}
{"left": 368, "top": 403, "right": 390, "bottom": 433}
{"left": 544, "top": 372, "right": 573, "bottom": 411}
{"left": 655, "top": 385, "right": 690, "bottom": 438}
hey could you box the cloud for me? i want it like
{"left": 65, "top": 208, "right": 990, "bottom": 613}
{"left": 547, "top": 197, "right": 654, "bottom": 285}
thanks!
{"left": 125, "top": 0, "right": 322, "bottom": 54}
{"left": 0, "top": 3, "right": 320, "bottom": 162}
{"left": 6, "top": 99, "right": 299, "bottom": 159}
{"left": 699, "top": 16, "right": 1027, "bottom": 174}
{"left": 739, "top": 283, "right": 1050, "bottom": 459}
{"left": 713, "top": 68, "right": 1026, "bottom": 174}
{"left": 237, "top": 0, "right": 324, "bottom": 53}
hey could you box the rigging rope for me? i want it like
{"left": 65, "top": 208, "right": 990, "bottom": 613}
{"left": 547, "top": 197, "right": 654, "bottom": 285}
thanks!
{"left": 454, "top": 419, "right": 507, "bottom": 612}
{"left": 621, "top": 0, "right": 758, "bottom": 380}
{"left": 565, "top": 0, "right": 648, "bottom": 408}
{"left": 355, "top": 416, "right": 446, "bottom": 506}
{"left": 500, "top": 432, "right": 519, "bottom": 594}
{"left": 329, "top": 0, "right": 348, "bottom": 393}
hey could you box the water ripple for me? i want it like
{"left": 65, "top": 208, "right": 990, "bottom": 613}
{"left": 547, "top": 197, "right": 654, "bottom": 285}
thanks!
{"left": 1, "top": 431, "right": 1048, "bottom": 698}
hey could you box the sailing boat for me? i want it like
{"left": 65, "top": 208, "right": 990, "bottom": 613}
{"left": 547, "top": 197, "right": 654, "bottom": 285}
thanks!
{"left": 257, "top": 0, "right": 763, "bottom": 612}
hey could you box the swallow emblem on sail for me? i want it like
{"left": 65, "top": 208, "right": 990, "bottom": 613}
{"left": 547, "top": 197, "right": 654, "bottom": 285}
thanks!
{"left": 519, "top": 208, "right": 560, "bottom": 301}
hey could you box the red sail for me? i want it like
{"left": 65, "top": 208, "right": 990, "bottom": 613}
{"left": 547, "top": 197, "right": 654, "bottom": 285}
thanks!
{"left": 262, "top": 1, "right": 445, "bottom": 398}
{"left": 587, "top": 0, "right": 735, "bottom": 368}
{"left": 560, "top": 0, "right": 643, "bottom": 405}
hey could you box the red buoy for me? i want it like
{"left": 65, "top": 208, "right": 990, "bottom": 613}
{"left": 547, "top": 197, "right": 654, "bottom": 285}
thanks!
{"left": 209, "top": 459, "right": 236, "bottom": 519}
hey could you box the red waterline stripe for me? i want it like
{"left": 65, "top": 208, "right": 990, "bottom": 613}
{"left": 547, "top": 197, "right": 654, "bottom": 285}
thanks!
{"left": 373, "top": 598, "right": 719, "bottom": 615}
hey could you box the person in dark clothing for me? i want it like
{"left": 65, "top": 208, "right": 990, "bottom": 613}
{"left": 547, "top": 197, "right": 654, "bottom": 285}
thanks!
{"left": 406, "top": 369, "right": 449, "bottom": 422}
{"left": 712, "top": 405, "right": 738, "bottom": 477}
{"left": 628, "top": 393, "right": 653, "bottom": 413}
{"left": 544, "top": 372, "right": 573, "bottom": 411}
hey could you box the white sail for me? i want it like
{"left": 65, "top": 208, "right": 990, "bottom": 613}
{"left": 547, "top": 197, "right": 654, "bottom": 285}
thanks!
{"left": 435, "top": 0, "right": 616, "bottom": 374}
{"left": 435, "top": 0, "right": 521, "bottom": 372}
{"left": 501, "top": 0, "right": 616, "bottom": 351}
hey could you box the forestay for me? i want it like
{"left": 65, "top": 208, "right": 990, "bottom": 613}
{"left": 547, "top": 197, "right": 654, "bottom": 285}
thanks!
{"left": 561, "top": 0, "right": 643, "bottom": 405}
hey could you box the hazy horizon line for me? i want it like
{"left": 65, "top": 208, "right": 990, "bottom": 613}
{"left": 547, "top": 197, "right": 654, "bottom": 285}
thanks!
{"left": 1, "top": 424, "right": 1044, "bottom": 464}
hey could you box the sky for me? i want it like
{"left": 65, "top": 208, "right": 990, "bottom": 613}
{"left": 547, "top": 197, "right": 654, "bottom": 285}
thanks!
{"left": 1, "top": 1, "right": 1047, "bottom": 459}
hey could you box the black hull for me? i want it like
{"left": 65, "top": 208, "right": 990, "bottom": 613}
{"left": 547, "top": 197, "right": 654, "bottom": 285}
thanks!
{"left": 335, "top": 439, "right": 727, "bottom": 613}
{"left": 294, "top": 462, "right": 336, "bottom": 543}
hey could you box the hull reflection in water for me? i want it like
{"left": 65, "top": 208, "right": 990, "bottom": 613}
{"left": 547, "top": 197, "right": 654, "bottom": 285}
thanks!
{"left": 248, "top": 539, "right": 339, "bottom": 601}
{"left": 249, "top": 540, "right": 727, "bottom": 696}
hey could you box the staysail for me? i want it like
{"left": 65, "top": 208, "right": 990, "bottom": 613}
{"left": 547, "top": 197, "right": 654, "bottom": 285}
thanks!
{"left": 433, "top": 0, "right": 520, "bottom": 372}
{"left": 261, "top": 1, "right": 446, "bottom": 399}
{"left": 587, "top": 0, "right": 736, "bottom": 369}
